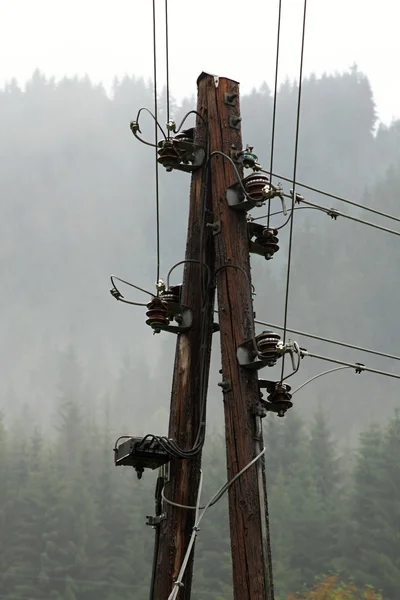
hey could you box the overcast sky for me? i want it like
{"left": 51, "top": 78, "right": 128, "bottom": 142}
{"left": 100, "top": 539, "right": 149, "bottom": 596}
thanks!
{"left": 1, "top": 0, "right": 398, "bottom": 124}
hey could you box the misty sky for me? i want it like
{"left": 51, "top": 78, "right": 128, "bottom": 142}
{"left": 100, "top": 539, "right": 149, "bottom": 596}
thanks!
{"left": 2, "top": 0, "right": 399, "bottom": 125}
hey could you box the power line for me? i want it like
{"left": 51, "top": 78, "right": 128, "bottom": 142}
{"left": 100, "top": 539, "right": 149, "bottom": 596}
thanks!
{"left": 300, "top": 349, "right": 400, "bottom": 380}
{"left": 281, "top": 0, "right": 308, "bottom": 380}
{"left": 252, "top": 205, "right": 323, "bottom": 222}
{"left": 152, "top": 0, "right": 161, "bottom": 293}
{"left": 165, "top": 0, "right": 170, "bottom": 134}
{"left": 294, "top": 195, "right": 400, "bottom": 238}
{"left": 292, "top": 366, "right": 352, "bottom": 395}
{"left": 254, "top": 317, "right": 400, "bottom": 362}
{"left": 270, "top": 171, "right": 400, "bottom": 224}
{"left": 267, "top": 0, "right": 283, "bottom": 228}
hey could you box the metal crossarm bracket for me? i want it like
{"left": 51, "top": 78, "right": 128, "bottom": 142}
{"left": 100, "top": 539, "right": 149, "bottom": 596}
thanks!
{"left": 146, "top": 514, "right": 166, "bottom": 527}
{"left": 226, "top": 181, "right": 265, "bottom": 212}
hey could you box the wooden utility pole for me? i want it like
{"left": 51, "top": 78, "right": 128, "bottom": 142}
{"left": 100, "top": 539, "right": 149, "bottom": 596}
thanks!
{"left": 202, "top": 72, "right": 275, "bottom": 600}
{"left": 152, "top": 83, "right": 216, "bottom": 600}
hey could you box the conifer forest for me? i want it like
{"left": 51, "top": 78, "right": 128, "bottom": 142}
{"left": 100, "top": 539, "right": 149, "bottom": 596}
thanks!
{"left": 1, "top": 68, "right": 400, "bottom": 599}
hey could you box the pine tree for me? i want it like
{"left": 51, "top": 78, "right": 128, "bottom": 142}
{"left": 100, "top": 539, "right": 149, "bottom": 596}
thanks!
{"left": 344, "top": 422, "right": 386, "bottom": 593}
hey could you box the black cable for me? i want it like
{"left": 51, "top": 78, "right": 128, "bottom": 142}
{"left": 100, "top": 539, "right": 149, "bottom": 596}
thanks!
{"left": 251, "top": 205, "right": 326, "bottom": 222}
{"left": 166, "top": 259, "right": 211, "bottom": 293}
{"left": 152, "top": 0, "right": 161, "bottom": 294}
{"left": 267, "top": 0, "right": 283, "bottom": 228}
{"left": 281, "top": 0, "right": 308, "bottom": 381}
{"left": 137, "top": 126, "right": 213, "bottom": 459}
{"left": 254, "top": 317, "right": 400, "bottom": 362}
{"left": 205, "top": 150, "right": 293, "bottom": 232}
{"left": 110, "top": 275, "right": 154, "bottom": 298}
{"left": 176, "top": 110, "right": 208, "bottom": 132}
{"left": 165, "top": 0, "right": 170, "bottom": 137}
{"left": 300, "top": 349, "right": 400, "bottom": 380}
{"left": 136, "top": 107, "right": 167, "bottom": 140}
{"left": 295, "top": 196, "right": 400, "bottom": 238}
{"left": 268, "top": 170, "right": 400, "bottom": 225}
{"left": 195, "top": 127, "right": 212, "bottom": 451}
{"left": 149, "top": 474, "right": 164, "bottom": 600}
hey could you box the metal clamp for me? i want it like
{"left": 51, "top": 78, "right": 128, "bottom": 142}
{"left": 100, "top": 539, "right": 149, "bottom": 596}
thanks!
{"left": 206, "top": 220, "right": 221, "bottom": 235}
{"left": 218, "top": 377, "right": 232, "bottom": 393}
{"left": 146, "top": 514, "right": 166, "bottom": 527}
{"left": 229, "top": 115, "right": 242, "bottom": 130}
{"left": 157, "top": 306, "right": 193, "bottom": 334}
{"left": 224, "top": 92, "right": 238, "bottom": 106}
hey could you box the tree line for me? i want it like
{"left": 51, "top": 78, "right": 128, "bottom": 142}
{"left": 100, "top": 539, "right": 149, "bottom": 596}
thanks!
{"left": 1, "top": 348, "right": 399, "bottom": 599}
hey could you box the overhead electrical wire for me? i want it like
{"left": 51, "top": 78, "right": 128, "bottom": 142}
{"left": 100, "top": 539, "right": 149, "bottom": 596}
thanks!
{"left": 270, "top": 171, "right": 400, "bottom": 224}
{"left": 254, "top": 317, "right": 400, "bottom": 363}
{"left": 280, "top": 0, "right": 308, "bottom": 381}
{"left": 110, "top": 276, "right": 154, "bottom": 298}
{"left": 294, "top": 195, "right": 400, "bottom": 238}
{"left": 292, "top": 366, "right": 352, "bottom": 395}
{"left": 267, "top": 0, "right": 283, "bottom": 228}
{"left": 136, "top": 107, "right": 168, "bottom": 140}
{"left": 165, "top": 0, "right": 171, "bottom": 134}
{"left": 300, "top": 349, "right": 400, "bottom": 380}
{"left": 251, "top": 205, "right": 327, "bottom": 222}
{"left": 152, "top": 0, "right": 161, "bottom": 293}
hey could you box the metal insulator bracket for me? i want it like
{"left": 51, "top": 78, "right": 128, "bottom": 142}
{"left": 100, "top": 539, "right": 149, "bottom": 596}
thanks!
{"left": 248, "top": 222, "right": 279, "bottom": 260}
{"left": 258, "top": 380, "right": 293, "bottom": 416}
{"left": 146, "top": 289, "right": 193, "bottom": 334}
{"left": 237, "top": 331, "right": 284, "bottom": 371}
{"left": 224, "top": 92, "right": 238, "bottom": 106}
{"left": 264, "top": 383, "right": 293, "bottom": 417}
{"left": 156, "top": 306, "right": 193, "bottom": 335}
{"left": 217, "top": 377, "right": 232, "bottom": 393}
{"left": 157, "top": 136, "right": 205, "bottom": 173}
{"left": 146, "top": 514, "right": 166, "bottom": 527}
{"left": 227, "top": 173, "right": 283, "bottom": 213}
{"left": 229, "top": 115, "right": 242, "bottom": 130}
{"left": 226, "top": 180, "right": 262, "bottom": 212}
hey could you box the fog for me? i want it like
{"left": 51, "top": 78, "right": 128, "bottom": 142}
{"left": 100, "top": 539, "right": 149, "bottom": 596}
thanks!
{"left": 1, "top": 67, "right": 399, "bottom": 598}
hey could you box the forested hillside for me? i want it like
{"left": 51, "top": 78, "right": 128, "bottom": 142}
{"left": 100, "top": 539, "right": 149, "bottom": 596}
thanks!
{"left": 1, "top": 67, "right": 400, "bottom": 437}
{"left": 2, "top": 392, "right": 400, "bottom": 599}
{"left": 1, "top": 66, "right": 400, "bottom": 599}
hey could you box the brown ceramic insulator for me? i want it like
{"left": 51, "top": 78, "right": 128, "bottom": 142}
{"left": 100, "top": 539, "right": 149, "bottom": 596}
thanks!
{"left": 243, "top": 173, "right": 270, "bottom": 202}
{"left": 267, "top": 383, "right": 293, "bottom": 417}
{"left": 256, "top": 331, "right": 281, "bottom": 360}
{"left": 173, "top": 131, "right": 194, "bottom": 144}
{"left": 254, "top": 227, "right": 280, "bottom": 256}
{"left": 157, "top": 140, "right": 181, "bottom": 169}
{"left": 145, "top": 297, "right": 169, "bottom": 332}
{"left": 161, "top": 285, "right": 181, "bottom": 305}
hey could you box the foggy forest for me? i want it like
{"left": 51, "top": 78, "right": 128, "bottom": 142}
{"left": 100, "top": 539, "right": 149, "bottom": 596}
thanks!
{"left": 1, "top": 65, "right": 400, "bottom": 599}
